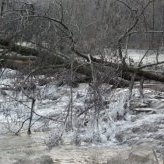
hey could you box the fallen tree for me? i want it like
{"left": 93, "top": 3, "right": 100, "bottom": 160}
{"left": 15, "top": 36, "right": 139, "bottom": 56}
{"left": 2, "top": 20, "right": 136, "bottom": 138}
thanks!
{"left": 0, "top": 37, "right": 164, "bottom": 87}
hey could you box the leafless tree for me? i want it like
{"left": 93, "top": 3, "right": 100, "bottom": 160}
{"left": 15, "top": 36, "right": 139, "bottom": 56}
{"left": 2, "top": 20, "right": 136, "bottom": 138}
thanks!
{"left": 0, "top": 0, "right": 164, "bottom": 142}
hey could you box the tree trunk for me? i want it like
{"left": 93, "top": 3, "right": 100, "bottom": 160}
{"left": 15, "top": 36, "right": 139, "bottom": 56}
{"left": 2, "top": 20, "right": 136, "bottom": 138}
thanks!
{"left": 27, "top": 98, "right": 35, "bottom": 135}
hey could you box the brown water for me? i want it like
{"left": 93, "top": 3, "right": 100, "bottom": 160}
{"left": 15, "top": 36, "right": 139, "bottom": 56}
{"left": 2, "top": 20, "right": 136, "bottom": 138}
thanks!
{"left": 0, "top": 132, "right": 131, "bottom": 164}
{"left": 1, "top": 132, "right": 163, "bottom": 164}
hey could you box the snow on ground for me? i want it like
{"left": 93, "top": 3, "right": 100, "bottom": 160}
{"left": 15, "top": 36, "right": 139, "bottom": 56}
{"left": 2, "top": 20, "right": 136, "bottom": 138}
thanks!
{"left": 101, "top": 49, "right": 164, "bottom": 67}
{"left": 123, "top": 49, "right": 164, "bottom": 64}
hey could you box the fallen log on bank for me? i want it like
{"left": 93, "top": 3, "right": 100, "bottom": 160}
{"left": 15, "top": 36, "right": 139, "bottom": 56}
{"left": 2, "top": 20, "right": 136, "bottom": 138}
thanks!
{"left": 0, "top": 37, "right": 164, "bottom": 86}
{"left": 126, "top": 66, "right": 164, "bottom": 82}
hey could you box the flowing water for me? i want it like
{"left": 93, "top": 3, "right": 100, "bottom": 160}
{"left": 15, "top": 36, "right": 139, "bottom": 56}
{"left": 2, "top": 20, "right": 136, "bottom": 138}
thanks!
{"left": 1, "top": 132, "right": 163, "bottom": 164}
{"left": 0, "top": 132, "right": 131, "bottom": 164}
